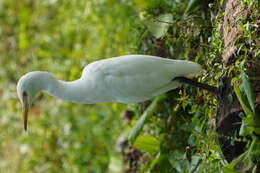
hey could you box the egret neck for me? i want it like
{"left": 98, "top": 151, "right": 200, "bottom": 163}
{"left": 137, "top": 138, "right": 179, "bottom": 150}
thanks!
{"left": 31, "top": 72, "right": 90, "bottom": 104}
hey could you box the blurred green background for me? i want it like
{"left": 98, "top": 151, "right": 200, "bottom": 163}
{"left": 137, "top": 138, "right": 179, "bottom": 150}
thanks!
{"left": 1, "top": 0, "right": 259, "bottom": 172}
{"left": 0, "top": 0, "right": 139, "bottom": 172}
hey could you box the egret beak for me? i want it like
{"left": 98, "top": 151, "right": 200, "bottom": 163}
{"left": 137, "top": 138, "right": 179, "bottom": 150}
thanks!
{"left": 22, "top": 92, "right": 29, "bottom": 131}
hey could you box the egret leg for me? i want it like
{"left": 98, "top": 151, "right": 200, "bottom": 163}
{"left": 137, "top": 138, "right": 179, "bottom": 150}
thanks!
{"left": 173, "top": 77, "right": 220, "bottom": 98}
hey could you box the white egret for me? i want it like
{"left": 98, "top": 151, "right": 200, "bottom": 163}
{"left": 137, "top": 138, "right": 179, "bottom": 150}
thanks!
{"left": 17, "top": 55, "right": 218, "bottom": 130}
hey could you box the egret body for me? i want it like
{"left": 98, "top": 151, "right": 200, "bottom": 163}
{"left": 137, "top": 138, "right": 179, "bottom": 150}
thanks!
{"left": 17, "top": 55, "right": 203, "bottom": 130}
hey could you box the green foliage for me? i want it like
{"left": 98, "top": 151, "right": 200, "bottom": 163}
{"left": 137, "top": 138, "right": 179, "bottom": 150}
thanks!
{"left": 145, "top": 13, "right": 173, "bottom": 39}
{"left": 240, "top": 72, "right": 255, "bottom": 114}
{"left": 1, "top": 0, "right": 259, "bottom": 172}
{"left": 133, "top": 135, "right": 160, "bottom": 153}
{"left": 128, "top": 95, "right": 165, "bottom": 144}
{"left": 126, "top": 0, "right": 259, "bottom": 172}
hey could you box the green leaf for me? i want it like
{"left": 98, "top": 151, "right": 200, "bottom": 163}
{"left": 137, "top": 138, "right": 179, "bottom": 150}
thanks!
{"left": 190, "top": 156, "right": 201, "bottom": 170}
{"left": 128, "top": 95, "right": 165, "bottom": 144}
{"left": 150, "top": 153, "right": 161, "bottom": 169}
{"left": 168, "top": 151, "right": 190, "bottom": 172}
{"left": 239, "top": 118, "right": 248, "bottom": 136}
{"left": 146, "top": 14, "right": 173, "bottom": 38}
{"left": 183, "top": 0, "right": 196, "bottom": 16}
{"left": 234, "top": 84, "right": 254, "bottom": 117}
{"left": 133, "top": 135, "right": 160, "bottom": 153}
{"left": 128, "top": 108, "right": 150, "bottom": 144}
{"left": 222, "top": 167, "right": 242, "bottom": 173}
{"left": 231, "top": 77, "right": 239, "bottom": 84}
{"left": 239, "top": 116, "right": 255, "bottom": 136}
{"left": 240, "top": 73, "right": 255, "bottom": 114}
{"left": 150, "top": 153, "right": 173, "bottom": 172}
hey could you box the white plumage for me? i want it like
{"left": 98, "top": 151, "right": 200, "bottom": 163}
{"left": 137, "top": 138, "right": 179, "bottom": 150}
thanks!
{"left": 18, "top": 55, "right": 202, "bottom": 104}
{"left": 17, "top": 55, "right": 202, "bottom": 130}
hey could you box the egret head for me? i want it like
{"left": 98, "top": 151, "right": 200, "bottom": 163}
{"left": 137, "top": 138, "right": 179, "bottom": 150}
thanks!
{"left": 17, "top": 71, "right": 49, "bottom": 131}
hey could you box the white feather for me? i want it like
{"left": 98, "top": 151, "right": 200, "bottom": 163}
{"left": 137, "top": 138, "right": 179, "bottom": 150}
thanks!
{"left": 17, "top": 55, "right": 202, "bottom": 104}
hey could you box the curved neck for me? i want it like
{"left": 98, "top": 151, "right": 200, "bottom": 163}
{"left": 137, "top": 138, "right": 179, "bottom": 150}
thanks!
{"left": 35, "top": 73, "right": 88, "bottom": 103}
{"left": 44, "top": 78, "right": 87, "bottom": 103}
